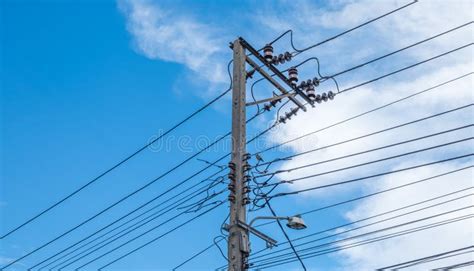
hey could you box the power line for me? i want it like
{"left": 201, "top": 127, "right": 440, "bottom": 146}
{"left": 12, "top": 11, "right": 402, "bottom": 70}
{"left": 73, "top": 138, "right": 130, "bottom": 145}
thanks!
{"left": 31, "top": 117, "right": 277, "bottom": 270}
{"left": 96, "top": 202, "right": 226, "bottom": 270}
{"left": 339, "top": 42, "right": 473, "bottom": 94}
{"left": 258, "top": 108, "right": 472, "bottom": 169}
{"left": 251, "top": 191, "right": 473, "bottom": 262}
{"left": 327, "top": 21, "right": 473, "bottom": 78}
{"left": 255, "top": 165, "right": 472, "bottom": 228}
{"left": 269, "top": 153, "right": 473, "bottom": 199}
{"left": 29, "top": 167, "right": 228, "bottom": 270}
{"left": 1, "top": 142, "right": 230, "bottom": 269}
{"left": 1, "top": 61, "right": 234, "bottom": 240}
{"left": 252, "top": 21, "right": 472, "bottom": 97}
{"left": 376, "top": 246, "right": 474, "bottom": 270}
{"left": 3, "top": 91, "right": 276, "bottom": 270}
{"left": 216, "top": 184, "right": 472, "bottom": 270}
{"left": 250, "top": 213, "right": 474, "bottom": 269}
{"left": 172, "top": 238, "right": 224, "bottom": 270}
{"left": 288, "top": 1, "right": 418, "bottom": 55}
{"left": 261, "top": 136, "right": 472, "bottom": 188}
{"left": 257, "top": 124, "right": 472, "bottom": 175}
{"left": 37, "top": 177, "right": 227, "bottom": 270}
{"left": 56, "top": 193, "right": 227, "bottom": 270}
{"left": 432, "top": 260, "right": 474, "bottom": 270}
{"left": 254, "top": 72, "right": 473, "bottom": 156}
{"left": 250, "top": 206, "right": 474, "bottom": 268}
{"left": 398, "top": 250, "right": 474, "bottom": 270}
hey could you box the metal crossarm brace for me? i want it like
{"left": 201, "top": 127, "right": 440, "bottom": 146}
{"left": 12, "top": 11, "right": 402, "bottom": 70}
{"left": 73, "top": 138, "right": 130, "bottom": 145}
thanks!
{"left": 238, "top": 37, "right": 315, "bottom": 107}
{"left": 245, "top": 56, "right": 306, "bottom": 111}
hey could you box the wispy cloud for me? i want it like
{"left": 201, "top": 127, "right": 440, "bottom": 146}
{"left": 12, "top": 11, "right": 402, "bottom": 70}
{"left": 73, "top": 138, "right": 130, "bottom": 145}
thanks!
{"left": 117, "top": 0, "right": 229, "bottom": 92}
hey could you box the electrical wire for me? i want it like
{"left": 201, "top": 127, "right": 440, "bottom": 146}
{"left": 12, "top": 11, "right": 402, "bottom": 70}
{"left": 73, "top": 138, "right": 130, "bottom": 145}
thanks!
{"left": 258, "top": 136, "right": 472, "bottom": 190}
{"left": 19, "top": 13, "right": 472, "bottom": 270}
{"left": 213, "top": 236, "right": 229, "bottom": 264}
{"left": 268, "top": 153, "right": 473, "bottom": 199}
{"left": 12, "top": 85, "right": 277, "bottom": 270}
{"left": 253, "top": 165, "right": 472, "bottom": 228}
{"left": 273, "top": 1, "right": 418, "bottom": 56}
{"left": 215, "top": 183, "right": 473, "bottom": 270}
{"left": 30, "top": 168, "right": 228, "bottom": 270}
{"left": 68, "top": 201, "right": 226, "bottom": 270}
{"left": 338, "top": 42, "right": 473, "bottom": 94}
{"left": 376, "top": 246, "right": 474, "bottom": 270}
{"left": 31, "top": 115, "right": 268, "bottom": 269}
{"left": 326, "top": 21, "right": 473, "bottom": 79}
{"left": 399, "top": 250, "right": 474, "bottom": 270}
{"left": 256, "top": 124, "right": 473, "bottom": 175}
{"left": 251, "top": 190, "right": 473, "bottom": 262}
{"left": 35, "top": 117, "right": 277, "bottom": 269}
{"left": 48, "top": 190, "right": 228, "bottom": 270}
{"left": 432, "top": 260, "right": 474, "bottom": 270}
{"left": 266, "top": 200, "right": 307, "bottom": 270}
{"left": 254, "top": 72, "right": 473, "bottom": 156}
{"left": 250, "top": 213, "right": 474, "bottom": 269}
{"left": 1, "top": 60, "right": 235, "bottom": 240}
{"left": 252, "top": 21, "right": 472, "bottom": 101}
{"left": 172, "top": 237, "right": 224, "bottom": 270}
{"left": 96, "top": 202, "right": 226, "bottom": 270}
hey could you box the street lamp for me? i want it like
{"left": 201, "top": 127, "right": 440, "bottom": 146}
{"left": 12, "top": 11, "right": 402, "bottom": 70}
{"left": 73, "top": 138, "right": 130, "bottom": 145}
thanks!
{"left": 224, "top": 215, "right": 308, "bottom": 248}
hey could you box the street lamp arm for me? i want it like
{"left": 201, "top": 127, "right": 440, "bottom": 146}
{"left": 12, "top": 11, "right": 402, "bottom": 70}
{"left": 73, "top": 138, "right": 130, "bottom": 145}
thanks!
{"left": 248, "top": 216, "right": 290, "bottom": 227}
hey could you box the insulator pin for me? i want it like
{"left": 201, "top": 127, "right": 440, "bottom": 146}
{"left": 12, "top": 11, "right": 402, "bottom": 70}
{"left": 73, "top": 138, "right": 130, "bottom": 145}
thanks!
{"left": 263, "top": 44, "right": 274, "bottom": 62}
{"left": 288, "top": 67, "right": 298, "bottom": 84}
{"left": 306, "top": 84, "right": 316, "bottom": 100}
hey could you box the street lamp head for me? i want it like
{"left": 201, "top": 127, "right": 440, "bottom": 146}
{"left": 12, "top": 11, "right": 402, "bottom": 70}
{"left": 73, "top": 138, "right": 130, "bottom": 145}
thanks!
{"left": 286, "top": 215, "right": 307, "bottom": 230}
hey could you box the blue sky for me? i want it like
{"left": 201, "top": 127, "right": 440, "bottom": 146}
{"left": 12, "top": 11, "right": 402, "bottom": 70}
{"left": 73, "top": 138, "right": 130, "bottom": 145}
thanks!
{"left": 1, "top": 0, "right": 473, "bottom": 270}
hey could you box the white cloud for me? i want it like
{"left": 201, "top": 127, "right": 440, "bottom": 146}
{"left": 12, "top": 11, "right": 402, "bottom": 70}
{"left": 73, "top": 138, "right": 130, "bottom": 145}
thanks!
{"left": 117, "top": 0, "right": 229, "bottom": 94}
{"left": 254, "top": 0, "right": 474, "bottom": 270}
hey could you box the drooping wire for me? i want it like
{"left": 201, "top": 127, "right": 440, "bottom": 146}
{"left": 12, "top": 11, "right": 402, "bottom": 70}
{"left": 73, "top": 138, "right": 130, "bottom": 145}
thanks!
{"left": 172, "top": 236, "right": 226, "bottom": 270}
{"left": 213, "top": 236, "right": 229, "bottom": 263}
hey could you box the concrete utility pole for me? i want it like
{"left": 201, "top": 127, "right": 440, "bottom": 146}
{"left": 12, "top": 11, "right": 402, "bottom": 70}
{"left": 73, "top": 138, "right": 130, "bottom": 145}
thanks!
{"left": 227, "top": 39, "right": 250, "bottom": 271}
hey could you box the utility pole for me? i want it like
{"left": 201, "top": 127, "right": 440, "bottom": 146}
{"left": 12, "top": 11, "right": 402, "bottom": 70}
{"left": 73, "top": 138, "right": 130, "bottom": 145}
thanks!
{"left": 225, "top": 36, "right": 323, "bottom": 270}
{"left": 227, "top": 39, "right": 250, "bottom": 271}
